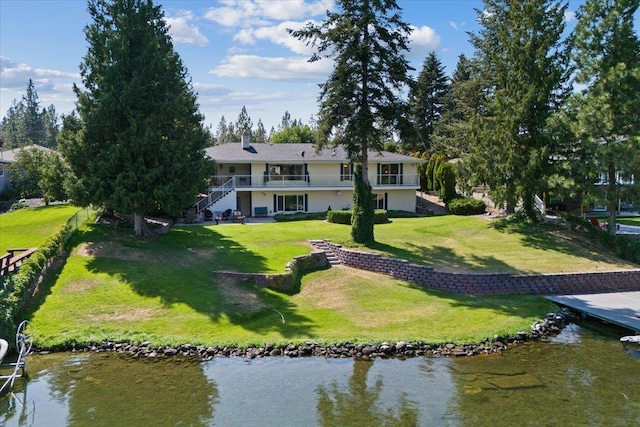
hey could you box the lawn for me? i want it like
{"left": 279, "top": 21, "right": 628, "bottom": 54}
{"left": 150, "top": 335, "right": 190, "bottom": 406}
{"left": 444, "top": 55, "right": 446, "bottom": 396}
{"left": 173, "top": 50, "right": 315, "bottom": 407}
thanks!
{"left": 618, "top": 217, "right": 640, "bottom": 227}
{"left": 206, "top": 216, "right": 635, "bottom": 273}
{"left": 0, "top": 204, "right": 81, "bottom": 253}
{"left": 23, "top": 211, "right": 636, "bottom": 350}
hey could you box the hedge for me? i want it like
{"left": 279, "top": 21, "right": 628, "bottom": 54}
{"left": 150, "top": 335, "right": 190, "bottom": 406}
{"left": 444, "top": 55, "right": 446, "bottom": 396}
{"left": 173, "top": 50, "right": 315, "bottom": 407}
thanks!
{"left": 447, "top": 197, "right": 487, "bottom": 215}
{"left": 0, "top": 222, "right": 71, "bottom": 346}
{"left": 327, "top": 210, "right": 389, "bottom": 225}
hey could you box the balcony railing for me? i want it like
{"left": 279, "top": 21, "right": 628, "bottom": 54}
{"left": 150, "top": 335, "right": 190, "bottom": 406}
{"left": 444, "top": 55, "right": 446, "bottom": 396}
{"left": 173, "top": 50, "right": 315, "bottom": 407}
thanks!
{"left": 211, "top": 174, "right": 419, "bottom": 189}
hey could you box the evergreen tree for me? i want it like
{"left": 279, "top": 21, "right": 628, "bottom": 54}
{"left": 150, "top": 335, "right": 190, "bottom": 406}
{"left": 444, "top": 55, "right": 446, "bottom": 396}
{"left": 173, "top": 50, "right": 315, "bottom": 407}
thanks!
{"left": 570, "top": 0, "right": 640, "bottom": 233}
{"left": 280, "top": 110, "right": 292, "bottom": 130}
{"left": 467, "top": 0, "right": 570, "bottom": 219}
{"left": 432, "top": 54, "right": 483, "bottom": 157}
{"left": 235, "top": 105, "right": 253, "bottom": 135}
{"left": 215, "top": 115, "right": 228, "bottom": 144}
{"left": 290, "top": 0, "right": 413, "bottom": 244}
{"left": 0, "top": 79, "right": 59, "bottom": 148}
{"left": 60, "top": 0, "right": 210, "bottom": 236}
{"left": 406, "top": 52, "right": 449, "bottom": 153}
{"left": 254, "top": 119, "right": 267, "bottom": 143}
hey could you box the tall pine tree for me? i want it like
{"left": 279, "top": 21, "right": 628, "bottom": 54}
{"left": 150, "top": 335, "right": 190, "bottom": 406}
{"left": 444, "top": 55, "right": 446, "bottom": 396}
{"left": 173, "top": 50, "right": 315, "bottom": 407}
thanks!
{"left": 290, "top": 0, "right": 413, "bottom": 245}
{"left": 406, "top": 52, "right": 449, "bottom": 154}
{"left": 467, "top": 0, "right": 570, "bottom": 219}
{"left": 570, "top": 0, "right": 640, "bottom": 233}
{"left": 60, "top": 0, "right": 210, "bottom": 236}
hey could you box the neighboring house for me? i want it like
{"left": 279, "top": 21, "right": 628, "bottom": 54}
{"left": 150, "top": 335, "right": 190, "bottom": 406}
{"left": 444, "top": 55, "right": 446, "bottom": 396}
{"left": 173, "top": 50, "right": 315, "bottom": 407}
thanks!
{"left": 0, "top": 144, "right": 52, "bottom": 194}
{"left": 200, "top": 134, "right": 420, "bottom": 218}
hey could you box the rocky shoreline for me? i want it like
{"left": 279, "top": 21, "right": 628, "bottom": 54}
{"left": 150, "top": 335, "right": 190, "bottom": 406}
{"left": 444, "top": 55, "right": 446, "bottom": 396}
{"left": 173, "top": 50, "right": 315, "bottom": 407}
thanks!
{"left": 37, "top": 309, "right": 576, "bottom": 361}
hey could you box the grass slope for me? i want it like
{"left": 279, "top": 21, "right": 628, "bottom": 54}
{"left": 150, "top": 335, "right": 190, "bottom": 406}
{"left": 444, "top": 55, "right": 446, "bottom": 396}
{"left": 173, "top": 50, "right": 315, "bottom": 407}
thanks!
{"left": 25, "top": 210, "right": 637, "bottom": 350}
{"left": 0, "top": 204, "right": 80, "bottom": 253}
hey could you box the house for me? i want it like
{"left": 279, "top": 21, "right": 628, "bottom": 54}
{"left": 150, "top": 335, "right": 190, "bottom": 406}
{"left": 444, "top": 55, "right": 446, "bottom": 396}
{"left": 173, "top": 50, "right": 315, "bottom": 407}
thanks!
{"left": 0, "top": 144, "right": 53, "bottom": 194}
{"left": 199, "top": 134, "right": 420, "bottom": 218}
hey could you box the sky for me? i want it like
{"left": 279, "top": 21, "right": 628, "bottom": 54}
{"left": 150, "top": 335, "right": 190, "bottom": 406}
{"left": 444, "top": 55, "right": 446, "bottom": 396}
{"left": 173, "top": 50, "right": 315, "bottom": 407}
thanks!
{"left": 0, "top": 0, "right": 629, "bottom": 134}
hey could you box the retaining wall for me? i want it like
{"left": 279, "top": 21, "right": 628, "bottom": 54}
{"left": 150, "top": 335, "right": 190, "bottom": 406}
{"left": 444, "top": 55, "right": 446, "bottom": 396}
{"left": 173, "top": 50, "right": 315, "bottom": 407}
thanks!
{"left": 327, "top": 242, "right": 640, "bottom": 295}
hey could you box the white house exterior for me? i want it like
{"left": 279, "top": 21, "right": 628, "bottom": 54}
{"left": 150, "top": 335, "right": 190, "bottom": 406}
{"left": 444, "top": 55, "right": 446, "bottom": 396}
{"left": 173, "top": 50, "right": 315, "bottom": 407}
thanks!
{"left": 201, "top": 135, "right": 420, "bottom": 217}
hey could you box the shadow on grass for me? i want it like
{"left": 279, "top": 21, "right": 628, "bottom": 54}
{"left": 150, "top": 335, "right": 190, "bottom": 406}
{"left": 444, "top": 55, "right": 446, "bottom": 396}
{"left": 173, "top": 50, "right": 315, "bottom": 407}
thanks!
{"left": 495, "top": 222, "right": 618, "bottom": 264}
{"left": 371, "top": 241, "right": 522, "bottom": 273}
{"left": 68, "top": 224, "right": 316, "bottom": 339}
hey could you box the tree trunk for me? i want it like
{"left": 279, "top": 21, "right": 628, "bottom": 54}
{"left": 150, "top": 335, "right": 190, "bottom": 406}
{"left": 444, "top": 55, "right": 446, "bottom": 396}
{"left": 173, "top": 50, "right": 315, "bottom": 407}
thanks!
{"left": 606, "top": 159, "right": 617, "bottom": 235}
{"left": 133, "top": 212, "right": 150, "bottom": 237}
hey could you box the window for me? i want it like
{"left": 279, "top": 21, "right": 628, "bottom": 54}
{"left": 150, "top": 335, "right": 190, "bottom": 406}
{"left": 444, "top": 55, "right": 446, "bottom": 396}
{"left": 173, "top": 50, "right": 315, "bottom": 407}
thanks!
{"left": 274, "top": 194, "right": 307, "bottom": 212}
{"left": 373, "top": 193, "right": 387, "bottom": 210}
{"left": 340, "top": 163, "right": 353, "bottom": 181}
{"left": 378, "top": 163, "right": 402, "bottom": 185}
{"left": 269, "top": 164, "right": 304, "bottom": 180}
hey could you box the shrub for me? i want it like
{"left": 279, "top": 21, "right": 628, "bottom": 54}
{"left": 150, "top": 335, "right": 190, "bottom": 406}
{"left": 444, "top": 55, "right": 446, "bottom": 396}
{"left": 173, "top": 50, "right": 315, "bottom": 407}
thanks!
{"left": 327, "top": 210, "right": 389, "bottom": 225}
{"left": 273, "top": 211, "right": 326, "bottom": 222}
{"left": 327, "top": 210, "right": 352, "bottom": 224}
{"left": 447, "top": 197, "right": 486, "bottom": 215}
{"left": 436, "top": 162, "right": 457, "bottom": 203}
{"left": 387, "top": 210, "right": 419, "bottom": 218}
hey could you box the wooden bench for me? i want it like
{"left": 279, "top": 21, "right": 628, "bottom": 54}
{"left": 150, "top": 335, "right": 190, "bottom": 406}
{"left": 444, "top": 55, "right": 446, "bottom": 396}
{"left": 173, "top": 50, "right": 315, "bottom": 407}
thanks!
{"left": 254, "top": 206, "right": 268, "bottom": 217}
{"left": 0, "top": 248, "right": 37, "bottom": 276}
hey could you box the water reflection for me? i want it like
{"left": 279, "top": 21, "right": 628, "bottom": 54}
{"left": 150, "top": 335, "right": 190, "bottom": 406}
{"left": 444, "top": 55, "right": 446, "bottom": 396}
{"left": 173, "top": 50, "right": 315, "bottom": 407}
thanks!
{"left": 316, "top": 360, "right": 418, "bottom": 426}
{"left": 1, "top": 323, "right": 639, "bottom": 426}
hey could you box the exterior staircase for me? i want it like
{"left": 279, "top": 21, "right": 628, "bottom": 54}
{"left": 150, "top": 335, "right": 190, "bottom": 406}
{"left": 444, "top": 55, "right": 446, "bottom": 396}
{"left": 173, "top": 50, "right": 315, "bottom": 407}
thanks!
{"left": 309, "top": 239, "right": 341, "bottom": 266}
{"left": 194, "top": 177, "right": 235, "bottom": 215}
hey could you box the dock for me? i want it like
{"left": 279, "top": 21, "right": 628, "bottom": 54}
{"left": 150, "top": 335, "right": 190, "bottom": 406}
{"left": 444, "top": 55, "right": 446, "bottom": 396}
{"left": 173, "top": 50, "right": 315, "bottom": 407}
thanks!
{"left": 545, "top": 291, "right": 640, "bottom": 333}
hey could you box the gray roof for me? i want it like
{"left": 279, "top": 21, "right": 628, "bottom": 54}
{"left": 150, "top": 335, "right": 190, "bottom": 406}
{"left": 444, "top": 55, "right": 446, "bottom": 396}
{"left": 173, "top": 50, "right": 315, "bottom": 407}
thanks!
{"left": 0, "top": 144, "right": 53, "bottom": 163}
{"left": 205, "top": 142, "right": 418, "bottom": 164}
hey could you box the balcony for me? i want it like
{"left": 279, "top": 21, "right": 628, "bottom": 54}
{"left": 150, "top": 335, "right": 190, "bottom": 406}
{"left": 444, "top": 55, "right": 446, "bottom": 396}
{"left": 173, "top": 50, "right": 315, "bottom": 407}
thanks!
{"left": 210, "top": 174, "right": 419, "bottom": 190}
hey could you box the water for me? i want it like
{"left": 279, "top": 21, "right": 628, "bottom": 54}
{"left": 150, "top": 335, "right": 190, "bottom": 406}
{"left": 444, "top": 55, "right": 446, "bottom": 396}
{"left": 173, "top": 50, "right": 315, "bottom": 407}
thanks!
{"left": 2, "top": 323, "right": 639, "bottom": 427}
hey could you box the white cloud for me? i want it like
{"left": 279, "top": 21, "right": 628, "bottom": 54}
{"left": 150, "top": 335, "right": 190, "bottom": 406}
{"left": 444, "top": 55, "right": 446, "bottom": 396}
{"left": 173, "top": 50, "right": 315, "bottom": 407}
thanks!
{"left": 209, "top": 54, "right": 330, "bottom": 81}
{"left": 1, "top": 56, "right": 79, "bottom": 91}
{"left": 166, "top": 11, "right": 208, "bottom": 46}
{"left": 192, "top": 82, "right": 233, "bottom": 97}
{"left": 204, "top": 0, "right": 332, "bottom": 27}
{"left": 233, "top": 21, "right": 319, "bottom": 55}
{"left": 449, "top": 21, "right": 466, "bottom": 30}
{"left": 409, "top": 25, "right": 441, "bottom": 56}
{"left": 564, "top": 10, "right": 577, "bottom": 23}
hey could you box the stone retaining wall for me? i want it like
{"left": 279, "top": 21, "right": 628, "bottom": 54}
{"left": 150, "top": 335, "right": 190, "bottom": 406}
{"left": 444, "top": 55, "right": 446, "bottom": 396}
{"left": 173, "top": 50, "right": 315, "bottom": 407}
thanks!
{"left": 214, "top": 251, "right": 328, "bottom": 292}
{"left": 327, "top": 242, "right": 640, "bottom": 295}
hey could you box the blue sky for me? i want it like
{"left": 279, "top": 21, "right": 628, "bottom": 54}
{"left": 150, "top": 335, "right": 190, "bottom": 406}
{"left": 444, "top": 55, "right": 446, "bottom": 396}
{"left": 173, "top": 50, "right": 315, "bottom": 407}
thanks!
{"left": 0, "top": 0, "right": 611, "bottom": 133}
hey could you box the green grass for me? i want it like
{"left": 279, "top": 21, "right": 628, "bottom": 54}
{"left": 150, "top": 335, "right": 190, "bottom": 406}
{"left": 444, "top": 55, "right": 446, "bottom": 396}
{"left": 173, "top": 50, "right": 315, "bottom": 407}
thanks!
{"left": 0, "top": 204, "right": 81, "bottom": 253}
{"left": 207, "top": 216, "right": 635, "bottom": 273}
{"left": 618, "top": 217, "right": 640, "bottom": 227}
{"left": 23, "top": 211, "right": 636, "bottom": 350}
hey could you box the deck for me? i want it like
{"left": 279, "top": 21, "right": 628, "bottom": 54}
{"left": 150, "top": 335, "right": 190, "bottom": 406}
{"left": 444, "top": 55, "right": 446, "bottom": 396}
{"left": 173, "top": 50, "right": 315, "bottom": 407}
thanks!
{"left": 545, "top": 291, "right": 640, "bottom": 333}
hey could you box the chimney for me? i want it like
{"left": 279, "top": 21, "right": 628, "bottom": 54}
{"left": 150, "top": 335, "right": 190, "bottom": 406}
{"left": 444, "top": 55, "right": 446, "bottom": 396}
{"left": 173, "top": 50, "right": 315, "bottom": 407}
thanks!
{"left": 241, "top": 131, "right": 251, "bottom": 149}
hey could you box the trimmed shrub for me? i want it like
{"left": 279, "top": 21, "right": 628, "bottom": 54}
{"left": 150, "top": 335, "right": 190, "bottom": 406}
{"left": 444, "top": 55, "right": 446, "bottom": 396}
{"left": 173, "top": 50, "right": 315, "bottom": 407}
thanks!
{"left": 351, "top": 165, "right": 375, "bottom": 245}
{"left": 273, "top": 211, "right": 326, "bottom": 222}
{"left": 436, "top": 162, "right": 457, "bottom": 203}
{"left": 327, "top": 210, "right": 352, "bottom": 224}
{"left": 447, "top": 197, "right": 486, "bottom": 215}
{"left": 387, "top": 210, "right": 420, "bottom": 218}
{"left": 327, "top": 210, "right": 389, "bottom": 225}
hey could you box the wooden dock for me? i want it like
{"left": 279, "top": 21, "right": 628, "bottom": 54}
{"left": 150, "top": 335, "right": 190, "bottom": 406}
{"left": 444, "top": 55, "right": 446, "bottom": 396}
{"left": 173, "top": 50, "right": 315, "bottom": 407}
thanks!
{"left": 545, "top": 291, "right": 640, "bottom": 333}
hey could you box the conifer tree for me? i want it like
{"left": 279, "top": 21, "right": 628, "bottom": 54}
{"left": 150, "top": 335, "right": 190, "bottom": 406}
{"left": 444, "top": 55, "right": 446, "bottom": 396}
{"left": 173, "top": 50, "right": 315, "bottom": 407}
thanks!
{"left": 467, "top": 0, "right": 570, "bottom": 218}
{"left": 290, "top": 0, "right": 413, "bottom": 245}
{"left": 60, "top": 0, "right": 210, "bottom": 236}
{"left": 570, "top": 0, "right": 640, "bottom": 233}
{"left": 406, "top": 52, "right": 449, "bottom": 154}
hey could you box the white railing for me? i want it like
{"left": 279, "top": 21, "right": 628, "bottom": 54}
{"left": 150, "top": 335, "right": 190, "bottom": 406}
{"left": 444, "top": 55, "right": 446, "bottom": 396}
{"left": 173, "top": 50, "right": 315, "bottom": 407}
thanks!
{"left": 195, "top": 177, "right": 235, "bottom": 213}
{"left": 213, "top": 174, "right": 419, "bottom": 189}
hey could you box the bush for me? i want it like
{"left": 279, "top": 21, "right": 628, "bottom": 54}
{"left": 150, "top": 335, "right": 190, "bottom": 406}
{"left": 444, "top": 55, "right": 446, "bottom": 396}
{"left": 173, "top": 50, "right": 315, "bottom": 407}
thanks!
{"left": 327, "top": 210, "right": 352, "bottom": 224}
{"left": 273, "top": 211, "right": 326, "bottom": 222}
{"left": 387, "top": 210, "right": 419, "bottom": 218}
{"left": 447, "top": 197, "right": 486, "bottom": 215}
{"left": 327, "top": 210, "right": 389, "bottom": 225}
{"left": 0, "top": 222, "right": 71, "bottom": 347}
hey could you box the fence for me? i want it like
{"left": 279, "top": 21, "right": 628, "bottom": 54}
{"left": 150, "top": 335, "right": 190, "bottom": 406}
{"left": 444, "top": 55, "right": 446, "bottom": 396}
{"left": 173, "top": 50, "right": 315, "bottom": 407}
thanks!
{"left": 66, "top": 207, "right": 96, "bottom": 235}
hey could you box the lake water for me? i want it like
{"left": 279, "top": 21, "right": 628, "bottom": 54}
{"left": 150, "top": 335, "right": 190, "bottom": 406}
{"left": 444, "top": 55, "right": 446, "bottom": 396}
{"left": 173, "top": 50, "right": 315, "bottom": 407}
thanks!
{"left": 2, "top": 322, "right": 639, "bottom": 426}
